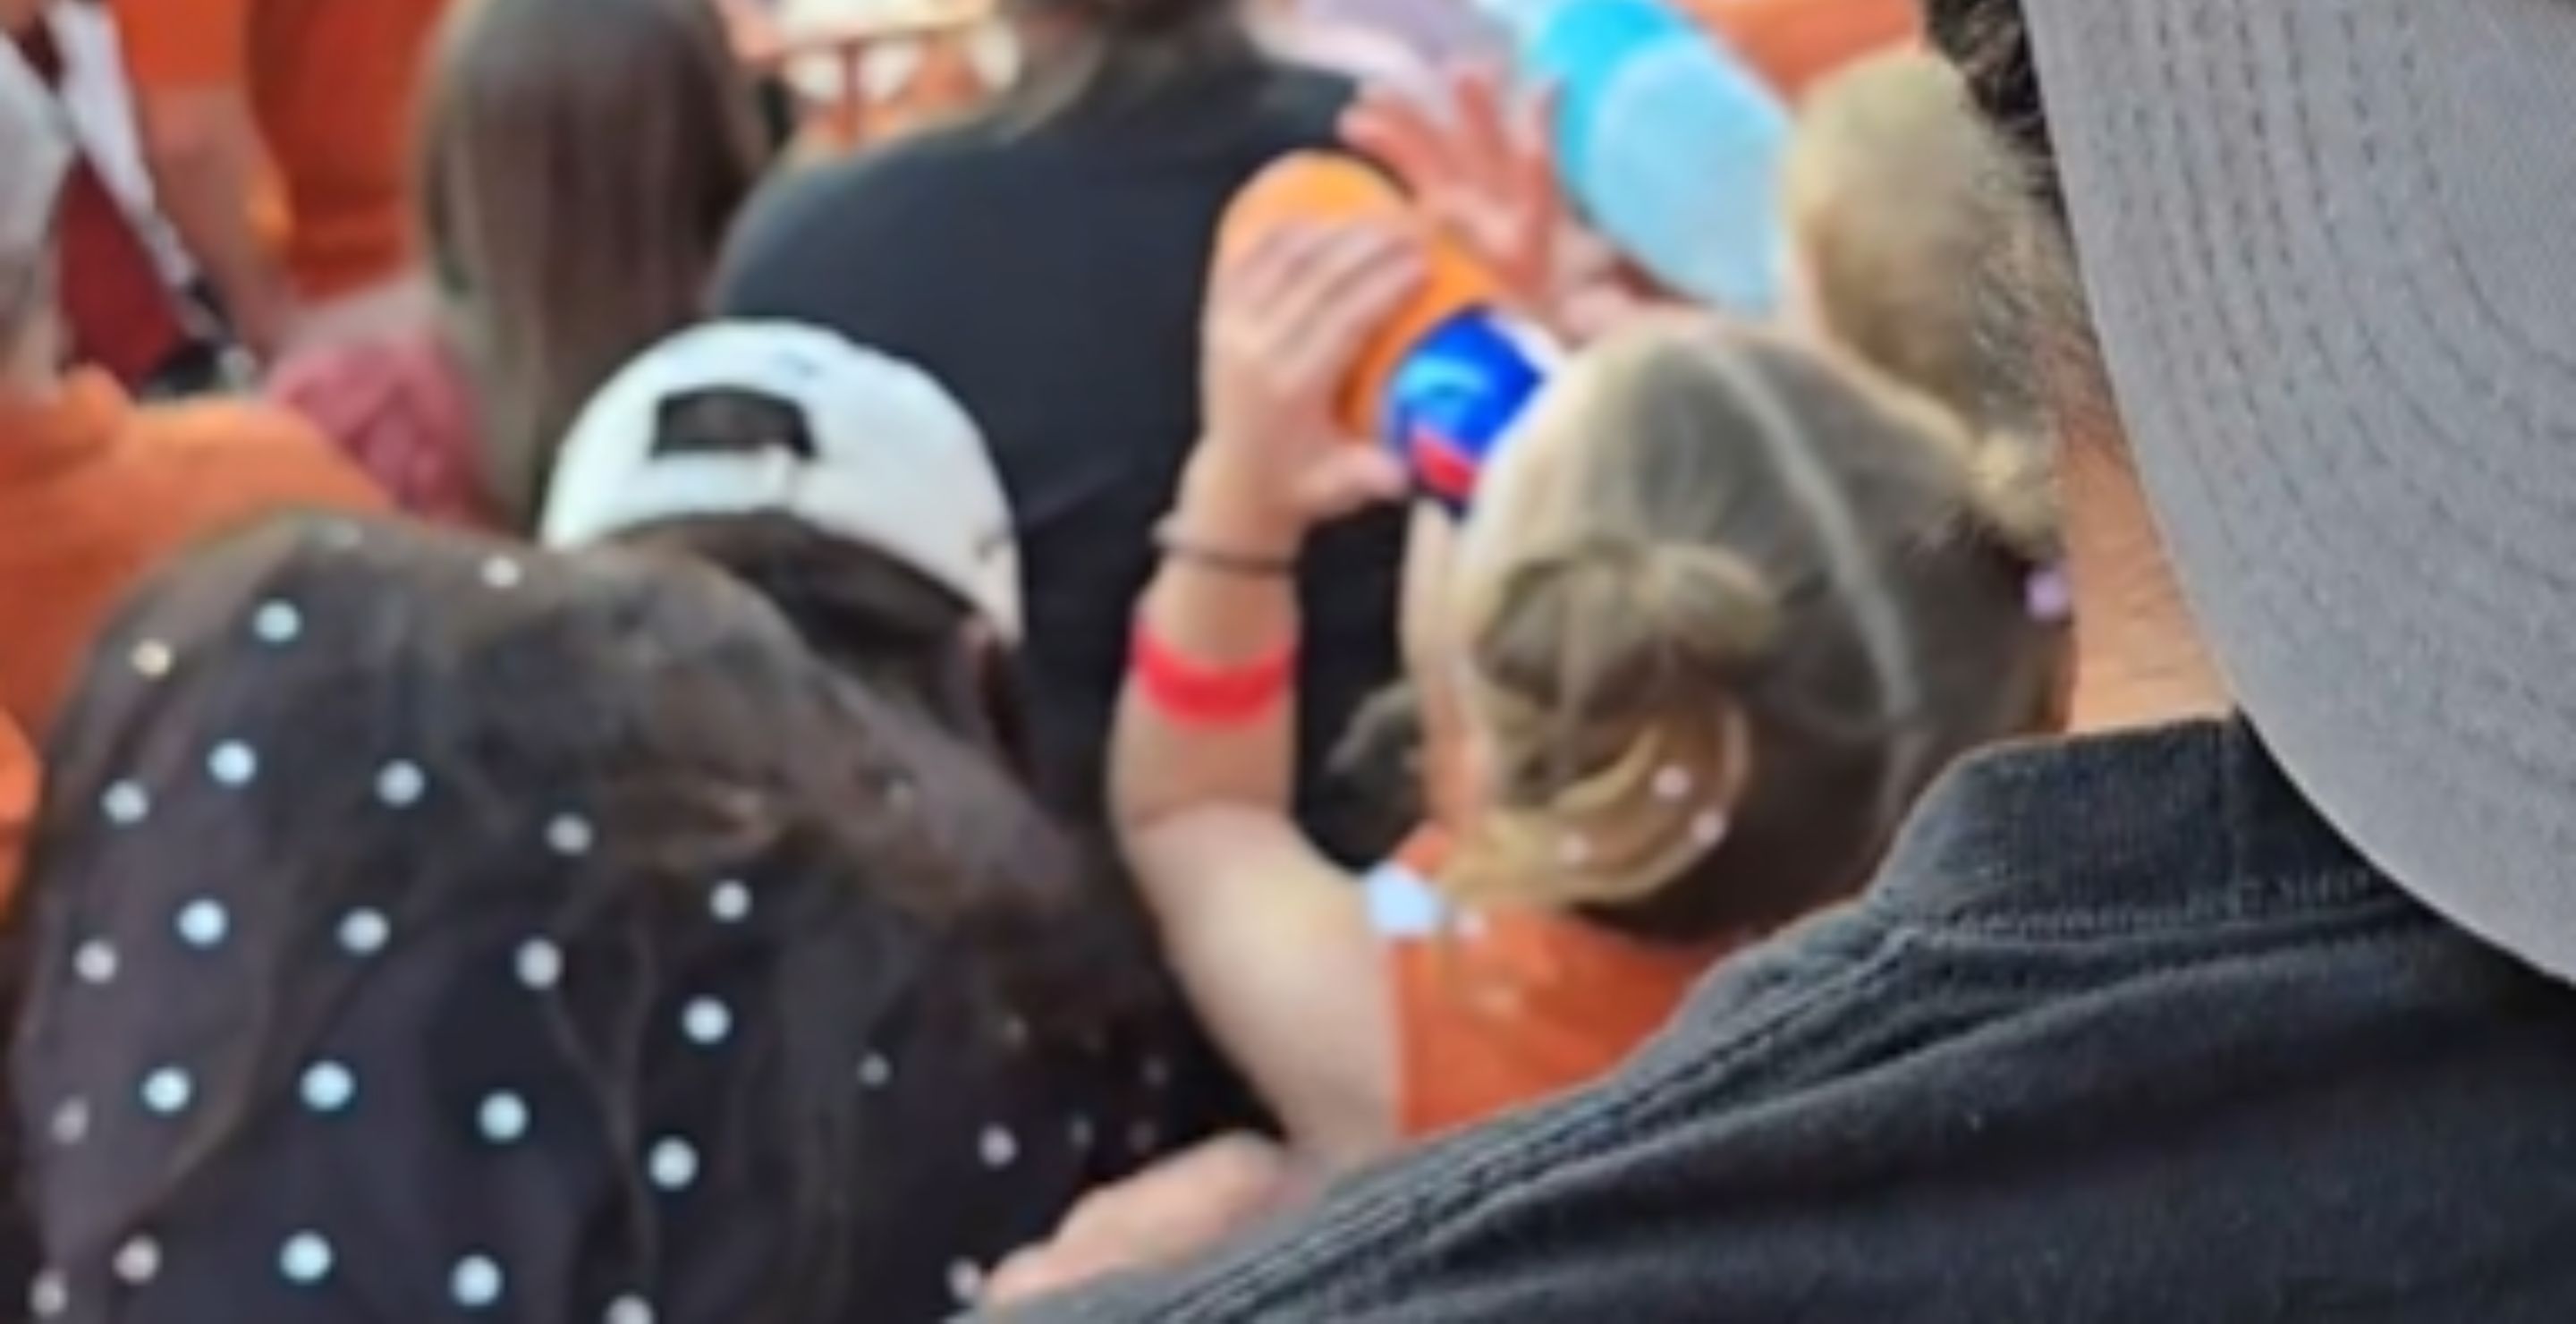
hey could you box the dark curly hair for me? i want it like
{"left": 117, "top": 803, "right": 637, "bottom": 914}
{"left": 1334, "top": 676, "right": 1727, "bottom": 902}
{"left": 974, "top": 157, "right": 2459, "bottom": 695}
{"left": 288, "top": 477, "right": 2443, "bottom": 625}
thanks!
{"left": 995, "top": 0, "right": 1256, "bottom": 125}
{"left": 5, "top": 516, "right": 1173, "bottom": 1320}
{"left": 1924, "top": 0, "right": 2059, "bottom": 217}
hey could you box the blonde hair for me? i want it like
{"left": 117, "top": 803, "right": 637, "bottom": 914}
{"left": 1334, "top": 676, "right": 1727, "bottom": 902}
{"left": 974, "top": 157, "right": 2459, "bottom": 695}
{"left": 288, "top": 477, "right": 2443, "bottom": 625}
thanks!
{"left": 419, "top": 0, "right": 766, "bottom": 527}
{"left": 1444, "top": 322, "right": 2058, "bottom": 939}
{"left": 1784, "top": 50, "right": 2031, "bottom": 433}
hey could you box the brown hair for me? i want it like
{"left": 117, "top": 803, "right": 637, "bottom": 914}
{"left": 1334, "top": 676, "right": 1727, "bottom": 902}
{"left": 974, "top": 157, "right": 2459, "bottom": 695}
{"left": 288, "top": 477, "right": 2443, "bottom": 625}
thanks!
{"left": 1445, "top": 322, "right": 2061, "bottom": 943}
{"left": 992, "top": 0, "right": 1254, "bottom": 127}
{"left": 1920, "top": 0, "right": 2123, "bottom": 455}
{"left": 619, "top": 513, "right": 1038, "bottom": 778}
{"left": 1926, "top": 0, "right": 2055, "bottom": 217}
{"left": 1784, "top": 50, "right": 2032, "bottom": 432}
{"left": 7, "top": 514, "right": 1163, "bottom": 1314}
{"left": 419, "top": 0, "right": 766, "bottom": 527}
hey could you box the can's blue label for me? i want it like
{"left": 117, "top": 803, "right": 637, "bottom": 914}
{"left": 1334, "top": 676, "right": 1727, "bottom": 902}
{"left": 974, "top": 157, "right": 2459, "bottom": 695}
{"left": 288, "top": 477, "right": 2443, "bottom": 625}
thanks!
{"left": 1378, "top": 308, "right": 1552, "bottom": 513}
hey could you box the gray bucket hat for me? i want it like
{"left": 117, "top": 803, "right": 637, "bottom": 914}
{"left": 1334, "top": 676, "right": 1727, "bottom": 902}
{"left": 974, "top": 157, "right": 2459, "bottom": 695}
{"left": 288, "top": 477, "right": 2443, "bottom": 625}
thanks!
{"left": 2027, "top": 0, "right": 2576, "bottom": 980}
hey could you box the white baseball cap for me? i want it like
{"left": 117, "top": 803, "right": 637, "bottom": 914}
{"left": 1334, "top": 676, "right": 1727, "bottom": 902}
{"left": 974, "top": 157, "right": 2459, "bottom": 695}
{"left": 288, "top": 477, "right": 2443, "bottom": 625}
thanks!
{"left": 542, "top": 321, "right": 1023, "bottom": 641}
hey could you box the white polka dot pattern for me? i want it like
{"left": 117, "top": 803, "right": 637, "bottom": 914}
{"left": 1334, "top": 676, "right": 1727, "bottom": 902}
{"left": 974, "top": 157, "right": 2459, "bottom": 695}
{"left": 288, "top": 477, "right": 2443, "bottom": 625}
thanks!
{"left": 376, "top": 760, "right": 428, "bottom": 808}
{"left": 140, "top": 1066, "right": 192, "bottom": 1116}
{"left": 301, "top": 1061, "right": 357, "bottom": 1113}
{"left": 709, "top": 880, "right": 752, "bottom": 923}
{"left": 48, "top": 1098, "right": 88, "bottom": 1146}
{"left": 515, "top": 939, "right": 563, "bottom": 990}
{"left": 681, "top": 997, "right": 731, "bottom": 1047}
{"left": 101, "top": 781, "right": 149, "bottom": 826}
{"left": 279, "top": 1232, "right": 333, "bottom": 1285}
{"left": 859, "top": 1052, "right": 893, "bottom": 1089}
{"left": 479, "top": 1091, "right": 530, "bottom": 1144}
{"left": 481, "top": 556, "right": 525, "bottom": 590}
{"left": 605, "top": 1295, "right": 655, "bottom": 1324}
{"left": 29, "top": 1268, "right": 64, "bottom": 1316}
{"left": 174, "top": 898, "right": 229, "bottom": 949}
{"left": 545, "top": 814, "right": 594, "bottom": 856}
{"left": 339, "top": 908, "right": 392, "bottom": 956}
{"left": 73, "top": 939, "right": 117, "bottom": 985}
{"left": 207, "top": 740, "right": 259, "bottom": 787}
{"left": 979, "top": 1125, "right": 1018, "bottom": 1169}
{"left": 251, "top": 601, "right": 303, "bottom": 645}
{"left": 451, "top": 1254, "right": 504, "bottom": 1308}
{"left": 130, "top": 640, "right": 174, "bottom": 677}
{"left": 946, "top": 1259, "right": 984, "bottom": 1305}
{"left": 648, "top": 1137, "right": 699, "bottom": 1192}
{"left": 113, "top": 1236, "right": 160, "bottom": 1285}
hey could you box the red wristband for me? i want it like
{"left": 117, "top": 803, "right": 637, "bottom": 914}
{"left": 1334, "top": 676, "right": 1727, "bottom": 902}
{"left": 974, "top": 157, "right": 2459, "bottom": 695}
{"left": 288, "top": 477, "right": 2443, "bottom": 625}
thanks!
{"left": 1131, "top": 619, "right": 1298, "bottom": 726}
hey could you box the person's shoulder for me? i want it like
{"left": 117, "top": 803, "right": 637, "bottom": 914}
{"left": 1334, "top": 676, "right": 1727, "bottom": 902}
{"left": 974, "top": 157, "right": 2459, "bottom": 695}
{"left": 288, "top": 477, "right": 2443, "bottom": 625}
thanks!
{"left": 124, "top": 392, "right": 387, "bottom": 512}
{"left": 717, "top": 129, "right": 1002, "bottom": 303}
{"left": 267, "top": 332, "right": 481, "bottom": 517}
{"left": 838, "top": 126, "right": 1000, "bottom": 201}
{"left": 750, "top": 120, "right": 1010, "bottom": 223}
{"left": 1249, "top": 61, "right": 1358, "bottom": 149}
{"left": 114, "top": 0, "right": 253, "bottom": 87}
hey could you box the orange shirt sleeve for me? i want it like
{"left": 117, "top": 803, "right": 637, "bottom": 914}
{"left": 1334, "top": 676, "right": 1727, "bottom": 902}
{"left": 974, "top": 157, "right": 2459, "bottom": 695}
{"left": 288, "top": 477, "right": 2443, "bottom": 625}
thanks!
{"left": 115, "top": 0, "right": 253, "bottom": 89}
{"left": 157, "top": 400, "right": 391, "bottom": 520}
{"left": 0, "top": 378, "right": 385, "bottom": 739}
{"left": 0, "top": 712, "right": 38, "bottom": 916}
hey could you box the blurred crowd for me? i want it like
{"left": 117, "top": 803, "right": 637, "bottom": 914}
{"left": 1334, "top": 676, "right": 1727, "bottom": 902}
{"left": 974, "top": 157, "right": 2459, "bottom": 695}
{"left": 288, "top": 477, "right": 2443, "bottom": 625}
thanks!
{"left": 9, "top": 0, "right": 2576, "bottom": 1320}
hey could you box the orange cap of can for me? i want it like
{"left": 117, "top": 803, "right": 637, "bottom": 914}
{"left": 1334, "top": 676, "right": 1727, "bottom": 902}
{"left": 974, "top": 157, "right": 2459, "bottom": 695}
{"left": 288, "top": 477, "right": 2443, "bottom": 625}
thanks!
{"left": 1217, "top": 152, "right": 1506, "bottom": 437}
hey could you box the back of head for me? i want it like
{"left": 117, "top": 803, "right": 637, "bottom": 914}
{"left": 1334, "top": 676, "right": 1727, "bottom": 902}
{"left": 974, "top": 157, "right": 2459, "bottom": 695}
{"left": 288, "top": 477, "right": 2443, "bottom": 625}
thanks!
{"left": 419, "top": 0, "right": 766, "bottom": 527}
{"left": 1449, "top": 321, "right": 2062, "bottom": 941}
{"left": 10, "top": 515, "right": 1157, "bottom": 1320}
{"left": 540, "top": 322, "right": 1030, "bottom": 764}
{"left": 1784, "top": 49, "right": 2033, "bottom": 433}
{"left": 997, "top": 0, "right": 1256, "bottom": 123}
{"left": 623, "top": 512, "right": 1034, "bottom": 771}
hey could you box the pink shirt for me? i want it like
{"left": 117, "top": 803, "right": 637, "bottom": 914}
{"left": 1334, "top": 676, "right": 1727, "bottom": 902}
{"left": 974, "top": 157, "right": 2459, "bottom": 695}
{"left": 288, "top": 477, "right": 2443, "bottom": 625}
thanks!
{"left": 267, "top": 329, "right": 498, "bottom": 529}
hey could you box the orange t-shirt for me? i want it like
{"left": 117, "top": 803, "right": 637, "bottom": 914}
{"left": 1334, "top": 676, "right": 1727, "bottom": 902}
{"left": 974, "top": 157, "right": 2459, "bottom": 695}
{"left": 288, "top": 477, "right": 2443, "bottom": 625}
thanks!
{"left": 1682, "top": 0, "right": 1920, "bottom": 102}
{"left": 0, "top": 371, "right": 386, "bottom": 735}
{"left": 116, "top": 0, "right": 451, "bottom": 298}
{"left": 1372, "top": 829, "right": 1734, "bottom": 1138}
{"left": 0, "top": 712, "right": 35, "bottom": 914}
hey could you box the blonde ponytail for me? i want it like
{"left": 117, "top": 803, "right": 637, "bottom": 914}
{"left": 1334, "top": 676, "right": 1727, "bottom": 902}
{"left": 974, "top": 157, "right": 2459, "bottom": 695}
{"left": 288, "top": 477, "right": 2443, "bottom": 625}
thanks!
{"left": 1431, "top": 320, "right": 2066, "bottom": 941}
{"left": 1447, "top": 536, "right": 1775, "bottom": 911}
{"left": 1962, "top": 429, "right": 2059, "bottom": 566}
{"left": 1860, "top": 362, "right": 2063, "bottom": 569}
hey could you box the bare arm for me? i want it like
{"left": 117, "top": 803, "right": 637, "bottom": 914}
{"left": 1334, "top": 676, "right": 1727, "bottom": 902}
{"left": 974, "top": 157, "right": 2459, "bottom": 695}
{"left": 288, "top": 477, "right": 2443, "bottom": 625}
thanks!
{"left": 984, "top": 1133, "right": 1316, "bottom": 1307}
{"left": 1113, "top": 219, "right": 1423, "bottom": 1167}
{"left": 1116, "top": 460, "right": 1394, "bottom": 1167}
{"left": 117, "top": 0, "right": 292, "bottom": 357}
{"left": 132, "top": 85, "right": 291, "bottom": 358}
